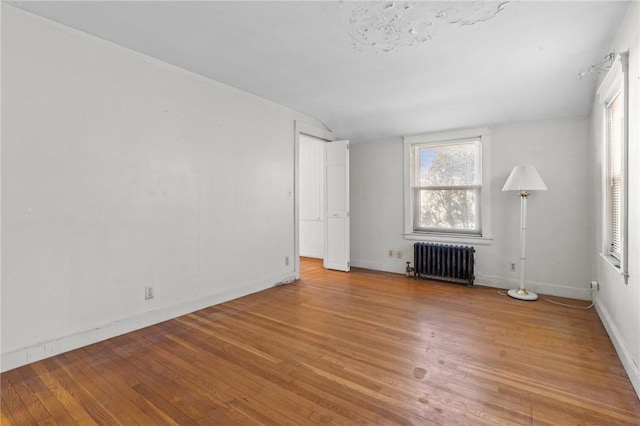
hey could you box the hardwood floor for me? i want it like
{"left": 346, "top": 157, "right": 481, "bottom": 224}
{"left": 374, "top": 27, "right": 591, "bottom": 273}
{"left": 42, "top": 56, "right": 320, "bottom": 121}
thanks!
{"left": 2, "top": 258, "right": 639, "bottom": 425}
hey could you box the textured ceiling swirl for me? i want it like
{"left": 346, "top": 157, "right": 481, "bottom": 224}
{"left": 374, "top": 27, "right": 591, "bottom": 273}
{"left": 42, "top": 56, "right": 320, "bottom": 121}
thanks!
{"left": 343, "top": 1, "right": 509, "bottom": 52}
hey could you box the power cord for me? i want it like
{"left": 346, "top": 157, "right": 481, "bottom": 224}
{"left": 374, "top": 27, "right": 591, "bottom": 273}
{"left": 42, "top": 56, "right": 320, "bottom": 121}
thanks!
{"left": 496, "top": 290, "right": 594, "bottom": 309}
{"left": 541, "top": 297, "right": 593, "bottom": 310}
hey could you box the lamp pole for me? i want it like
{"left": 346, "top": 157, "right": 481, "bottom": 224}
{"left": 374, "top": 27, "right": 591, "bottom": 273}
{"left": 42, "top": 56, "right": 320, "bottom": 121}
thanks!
{"left": 508, "top": 191, "right": 538, "bottom": 301}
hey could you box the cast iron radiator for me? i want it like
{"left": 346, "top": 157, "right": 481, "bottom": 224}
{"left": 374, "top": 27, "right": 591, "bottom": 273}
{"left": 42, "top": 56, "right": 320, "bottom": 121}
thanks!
{"left": 413, "top": 242, "right": 475, "bottom": 286}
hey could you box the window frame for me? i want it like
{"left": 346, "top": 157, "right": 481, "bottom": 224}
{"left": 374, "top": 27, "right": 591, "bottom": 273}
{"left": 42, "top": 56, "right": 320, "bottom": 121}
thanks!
{"left": 411, "top": 138, "right": 482, "bottom": 235}
{"left": 597, "top": 52, "right": 629, "bottom": 283}
{"left": 403, "top": 127, "right": 492, "bottom": 245}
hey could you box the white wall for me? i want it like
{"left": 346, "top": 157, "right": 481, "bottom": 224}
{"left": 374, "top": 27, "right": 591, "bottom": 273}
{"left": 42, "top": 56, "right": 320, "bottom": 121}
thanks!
{"left": 351, "top": 116, "right": 592, "bottom": 300}
{"left": 299, "top": 135, "right": 324, "bottom": 258}
{"left": 1, "top": 5, "right": 328, "bottom": 370}
{"left": 590, "top": 2, "right": 640, "bottom": 397}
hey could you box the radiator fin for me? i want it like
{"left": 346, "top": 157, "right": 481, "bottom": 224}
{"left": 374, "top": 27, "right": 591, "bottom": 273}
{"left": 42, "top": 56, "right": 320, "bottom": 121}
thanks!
{"left": 413, "top": 242, "right": 475, "bottom": 286}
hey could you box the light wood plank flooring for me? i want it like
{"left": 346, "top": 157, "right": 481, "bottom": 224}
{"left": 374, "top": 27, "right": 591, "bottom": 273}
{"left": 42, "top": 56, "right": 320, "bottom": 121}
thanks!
{"left": 2, "top": 258, "right": 639, "bottom": 425}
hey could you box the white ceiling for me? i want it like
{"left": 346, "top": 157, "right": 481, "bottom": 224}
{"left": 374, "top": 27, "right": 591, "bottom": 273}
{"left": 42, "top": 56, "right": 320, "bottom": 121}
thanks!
{"left": 8, "top": 1, "right": 629, "bottom": 142}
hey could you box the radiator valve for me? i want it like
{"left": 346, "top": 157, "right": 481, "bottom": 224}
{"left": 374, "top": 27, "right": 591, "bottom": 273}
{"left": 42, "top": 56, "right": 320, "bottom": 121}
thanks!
{"left": 406, "top": 262, "right": 414, "bottom": 278}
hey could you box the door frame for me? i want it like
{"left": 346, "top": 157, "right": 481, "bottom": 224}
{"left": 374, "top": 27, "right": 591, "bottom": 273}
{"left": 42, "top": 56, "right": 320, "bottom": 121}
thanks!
{"left": 294, "top": 121, "right": 334, "bottom": 279}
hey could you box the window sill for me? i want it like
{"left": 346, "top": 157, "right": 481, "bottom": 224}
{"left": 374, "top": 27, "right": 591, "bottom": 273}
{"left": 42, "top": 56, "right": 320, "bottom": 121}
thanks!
{"left": 600, "top": 252, "right": 620, "bottom": 270}
{"left": 599, "top": 253, "right": 628, "bottom": 283}
{"left": 403, "top": 233, "right": 492, "bottom": 246}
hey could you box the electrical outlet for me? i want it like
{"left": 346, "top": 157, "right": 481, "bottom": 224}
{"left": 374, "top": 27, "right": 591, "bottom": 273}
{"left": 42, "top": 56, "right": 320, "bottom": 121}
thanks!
{"left": 388, "top": 250, "right": 393, "bottom": 257}
{"left": 396, "top": 251, "right": 403, "bottom": 259}
{"left": 145, "top": 286, "right": 154, "bottom": 300}
{"left": 510, "top": 262, "right": 517, "bottom": 272}
{"left": 590, "top": 281, "right": 599, "bottom": 291}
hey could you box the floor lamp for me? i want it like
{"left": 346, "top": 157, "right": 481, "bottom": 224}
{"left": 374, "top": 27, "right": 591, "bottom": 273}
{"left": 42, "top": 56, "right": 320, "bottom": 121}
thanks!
{"left": 502, "top": 165, "right": 547, "bottom": 301}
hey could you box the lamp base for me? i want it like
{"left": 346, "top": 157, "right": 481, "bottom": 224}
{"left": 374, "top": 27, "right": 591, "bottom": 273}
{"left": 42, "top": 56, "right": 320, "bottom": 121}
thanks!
{"left": 508, "top": 288, "right": 538, "bottom": 301}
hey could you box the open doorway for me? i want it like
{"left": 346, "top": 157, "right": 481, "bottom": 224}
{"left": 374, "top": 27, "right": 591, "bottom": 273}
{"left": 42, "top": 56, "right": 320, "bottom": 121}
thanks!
{"left": 294, "top": 122, "right": 350, "bottom": 280}
{"left": 299, "top": 133, "right": 326, "bottom": 261}
{"left": 294, "top": 122, "right": 333, "bottom": 279}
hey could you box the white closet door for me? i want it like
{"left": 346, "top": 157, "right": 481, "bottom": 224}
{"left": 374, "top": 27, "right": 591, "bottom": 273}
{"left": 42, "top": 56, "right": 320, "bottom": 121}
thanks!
{"left": 324, "top": 140, "right": 350, "bottom": 272}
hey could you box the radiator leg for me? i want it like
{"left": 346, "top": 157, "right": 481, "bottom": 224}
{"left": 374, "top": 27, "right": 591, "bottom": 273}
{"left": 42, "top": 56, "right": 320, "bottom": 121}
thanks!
{"left": 405, "top": 262, "right": 414, "bottom": 278}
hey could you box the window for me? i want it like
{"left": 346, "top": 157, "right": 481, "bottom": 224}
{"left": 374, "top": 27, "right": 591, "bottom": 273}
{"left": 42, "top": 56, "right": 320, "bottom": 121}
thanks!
{"left": 412, "top": 139, "right": 481, "bottom": 234}
{"left": 606, "top": 91, "right": 623, "bottom": 261}
{"left": 404, "top": 128, "right": 491, "bottom": 244}
{"left": 598, "top": 52, "right": 628, "bottom": 282}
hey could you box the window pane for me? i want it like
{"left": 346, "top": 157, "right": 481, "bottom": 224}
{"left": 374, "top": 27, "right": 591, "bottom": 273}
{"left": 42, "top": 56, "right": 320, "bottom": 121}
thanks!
{"left": 414, "top": 188, "right": 479, "bottom": 232}
{"left": 417, "top": 141, "right": 480, "bottom": 186}
{"left": 609, "top": 94, "right": 623, "bottom": 176}
{"left": 608, "top": 92, "right": 623, "bottom": 259}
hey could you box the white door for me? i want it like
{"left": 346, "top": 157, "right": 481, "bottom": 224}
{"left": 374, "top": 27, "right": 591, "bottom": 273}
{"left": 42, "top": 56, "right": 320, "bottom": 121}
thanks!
{"left": 324, "top": 140, "right": 350, "bottom": 272}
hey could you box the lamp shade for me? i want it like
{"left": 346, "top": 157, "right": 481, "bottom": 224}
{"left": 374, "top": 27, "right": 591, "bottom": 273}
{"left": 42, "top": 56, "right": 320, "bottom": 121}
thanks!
{"left": 502, "top": 165, "right": 547, "bottom": 191}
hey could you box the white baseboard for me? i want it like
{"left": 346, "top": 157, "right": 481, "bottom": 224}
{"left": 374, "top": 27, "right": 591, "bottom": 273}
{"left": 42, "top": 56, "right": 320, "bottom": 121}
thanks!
{"left": 350, "top": 259, "right": 592, "bottom": 300}
{"left": 594, "top": 298, "right": 640, "bottom": 399}
{"left": 300, "top": 251, "right": 323, "bottom": 259}
{"left": 475, "top": 274, "right": 592, "bottom": 300}
{"left": 1, "top": 273, "right": 290, "bottom": 372}
{"left": 351, "top": 258, "right": 406, "bottom": 275}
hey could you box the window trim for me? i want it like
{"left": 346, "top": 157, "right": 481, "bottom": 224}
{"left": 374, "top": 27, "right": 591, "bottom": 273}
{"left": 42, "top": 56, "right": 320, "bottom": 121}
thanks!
{"left": 597, "top": 52, "right": 629, "bottom": 283}
{"left": 403, "top": 127, "right": 492, "bottom": 245}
